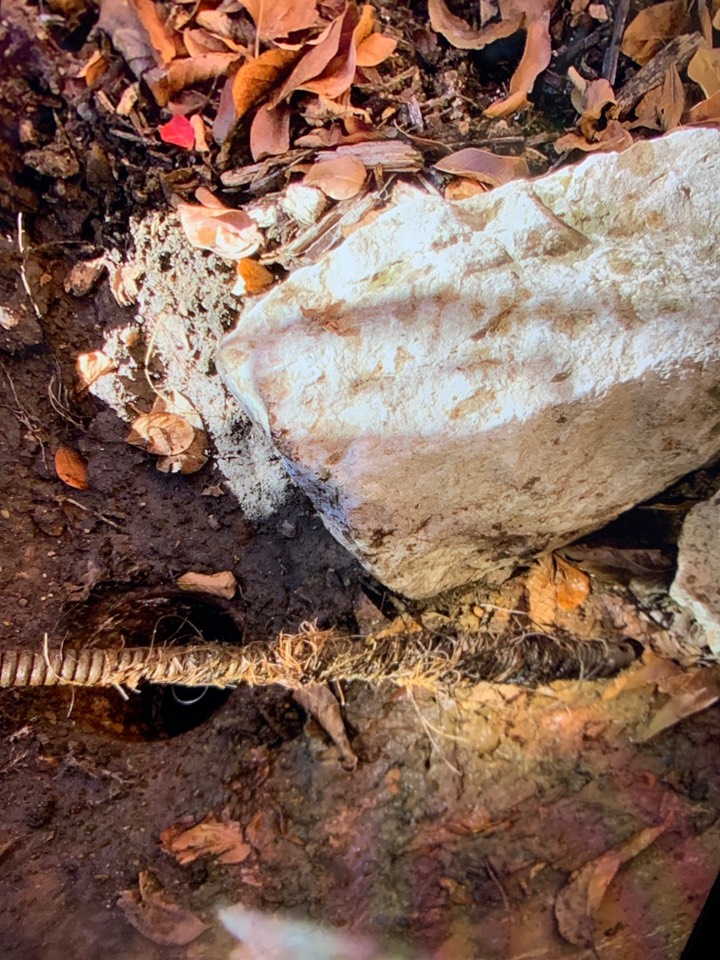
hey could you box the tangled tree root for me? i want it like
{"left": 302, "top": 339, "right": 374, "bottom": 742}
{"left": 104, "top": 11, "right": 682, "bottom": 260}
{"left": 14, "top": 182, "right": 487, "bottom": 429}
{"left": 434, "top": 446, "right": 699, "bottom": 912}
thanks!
{"left": 0, "top": 624, "right": 641, "bottom": 692}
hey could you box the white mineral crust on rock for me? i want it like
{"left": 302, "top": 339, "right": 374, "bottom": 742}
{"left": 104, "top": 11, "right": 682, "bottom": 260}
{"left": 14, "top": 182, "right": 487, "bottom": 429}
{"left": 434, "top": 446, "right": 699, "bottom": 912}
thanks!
{"left": 220, "top": 129, "right": 720, "bottom": 599}
{"left": 670, "top": 490, "right": 720, "bottom": 657}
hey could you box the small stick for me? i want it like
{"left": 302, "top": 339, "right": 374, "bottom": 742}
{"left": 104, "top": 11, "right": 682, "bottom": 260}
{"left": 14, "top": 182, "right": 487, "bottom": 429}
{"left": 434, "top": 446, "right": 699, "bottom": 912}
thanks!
{"left": 615, "top": 33, "right": 704, "bottom": 115}
{"left": 602, "top": 0, "right": 632, "bottom": 87}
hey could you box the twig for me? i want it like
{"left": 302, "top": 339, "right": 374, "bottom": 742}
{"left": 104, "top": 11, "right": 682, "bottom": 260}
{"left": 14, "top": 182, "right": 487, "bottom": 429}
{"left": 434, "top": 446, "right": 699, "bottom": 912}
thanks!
{"left": 602, "top": 0, "right": 632, "bottom": 86}
{"left": 615, "top": 32, "right": 705, "bottom": 115}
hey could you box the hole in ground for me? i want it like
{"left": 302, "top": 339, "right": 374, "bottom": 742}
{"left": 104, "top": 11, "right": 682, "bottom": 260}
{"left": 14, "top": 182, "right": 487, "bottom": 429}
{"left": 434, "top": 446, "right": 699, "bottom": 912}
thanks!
{"left": 58, "top": 587, "right": 243, "bottom": 741}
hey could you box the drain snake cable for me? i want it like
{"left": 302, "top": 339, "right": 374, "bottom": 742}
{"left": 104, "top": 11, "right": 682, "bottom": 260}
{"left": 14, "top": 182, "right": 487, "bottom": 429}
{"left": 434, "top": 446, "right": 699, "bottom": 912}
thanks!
{"left": 0, "top": 624, "right": 640, "bottom": 693}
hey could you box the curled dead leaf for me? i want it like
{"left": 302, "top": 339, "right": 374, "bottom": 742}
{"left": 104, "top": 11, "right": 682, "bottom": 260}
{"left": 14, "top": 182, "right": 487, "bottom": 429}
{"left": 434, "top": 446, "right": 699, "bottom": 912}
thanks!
{"left": 177, "top": 191, "right": 263, "bottom": 259}
{"left": 55, "top": 446, "right": 89, "bottom": 491}
{"left": 434, "top": 147, "right": 529, "bottom": 187}
{"left": 250, "top": 101, "right": 291, "bottom": 160}
{"left": 687, "top": 88, "right": 720, "bottom": 123}
{"left": 76, "top": 350, "right": 116, "bottom": 390}
{"left": 555, "top": 819, "right": 671, "bottom": 946}
{"left": 176, "top": 570, "right": 237, "bottom": 600}
{"left": 117, "top": 870, "right": 206, "bottom": 947}
{"left": 293, "top": 683, "right": 358, "bottom": 770}
{"left": 621, "top": 0, "right": 688, "bottom": 66}
{"left": 554, "top": 555, "right": 590, "bottom": 612}
{"left": 555, "top": 119, "right": 633, "bottom": 154}
{"left": 232, "top": 47, "right": 300, "bottom": 122}
{"left": 484, "top": 10, "right": 553, "bottom": 118}
{"left": 303, "top": 155, "right": 367, "bottom": 200}
{"left": 428, "top": 0, "right": 521, "bottom": 50}
{"left": 127, "top": 412, "right": 195, "bottom": 456}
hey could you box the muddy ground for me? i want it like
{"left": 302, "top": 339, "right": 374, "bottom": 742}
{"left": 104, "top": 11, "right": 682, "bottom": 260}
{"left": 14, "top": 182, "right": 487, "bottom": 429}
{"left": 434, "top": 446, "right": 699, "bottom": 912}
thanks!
{"left": 2, "top": 1, "right": 720, "bottom": 958}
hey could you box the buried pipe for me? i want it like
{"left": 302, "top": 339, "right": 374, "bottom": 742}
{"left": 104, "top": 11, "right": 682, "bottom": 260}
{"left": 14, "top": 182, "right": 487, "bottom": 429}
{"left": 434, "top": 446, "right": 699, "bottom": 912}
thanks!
{"left": 0, "top": 624, "right": 641, "bottom": 692}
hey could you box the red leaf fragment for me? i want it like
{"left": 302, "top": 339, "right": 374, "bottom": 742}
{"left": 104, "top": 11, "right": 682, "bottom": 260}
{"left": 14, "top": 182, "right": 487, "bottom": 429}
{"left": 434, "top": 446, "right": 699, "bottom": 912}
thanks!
{"left": 159, "top": 115, "right": 195, "bottom": 149}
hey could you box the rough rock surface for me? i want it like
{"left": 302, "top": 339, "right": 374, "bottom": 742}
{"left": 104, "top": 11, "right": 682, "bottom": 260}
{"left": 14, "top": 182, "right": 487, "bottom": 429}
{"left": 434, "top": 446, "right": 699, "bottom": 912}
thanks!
{"left": 671, "top": 489, "right": 720, "bottom": 657}
{"left": 220, "top": 129, "right": 720, "bottom": 599}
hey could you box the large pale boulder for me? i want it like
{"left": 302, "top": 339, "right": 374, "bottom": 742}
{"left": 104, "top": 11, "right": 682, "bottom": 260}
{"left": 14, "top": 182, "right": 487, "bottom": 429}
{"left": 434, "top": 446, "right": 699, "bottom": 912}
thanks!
{"left": 220, "top": 129, "right": 720, "bottom": 599}
{"left": 670, "top": 490, "right": 720, "bottom": 657}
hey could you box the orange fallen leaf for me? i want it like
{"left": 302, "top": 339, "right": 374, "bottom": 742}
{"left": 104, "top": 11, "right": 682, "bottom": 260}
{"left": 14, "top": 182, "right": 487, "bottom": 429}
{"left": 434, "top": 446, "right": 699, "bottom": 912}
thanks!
{"left": 233, "top": 258, "right": 275, "bottom": 296}
{"left": 76, "top": 350, "right": 116, "bottom": 390}
{"left": 238, "top": 0, "right": 319, "bottom": 41}
{"left": 356, "top": 32, "right": 397, "bottom": 67}
{"left": 118, "top": 870, "right": 206, "bottom": 946}
{"left": 232, "top": 47, "right": 300, "bottom": 121}
{"left": 444, "top": 177, "right": 490, "bottom": 200}
{"left": 161, "top": 816, "right": 250, "bottom": 864}
{"left": 434, "top": 147, "right": 529, "bottom": 187}
{"left": 621, "top": 0, "right": 688, "bottom": 66}
{"left": 303, "top": 155, "right": 367, "bottom": 200}
{"left": 555, "top": 818, "right": 672, "bottom": 946}
{"left": 554, "top": 555, "right": 590, "bottom": 612}
{"left": 189, "top": 114, "right": 209, "bottom": 152}
{"left": 148, "top": 51, "right": 240, "bottom": 106}
{"left": 295, "top": 3, "right": 359, "bottom": 100}
{"left": 176, "top": 570, "right": 238, "bottom": 599}
{"left": 177, "top": 190, "right": 263, "bottom": 260}
{"left": 55, "top": 446, "right": 90, "bottom": 491}
{"left": 526, "top": 554, "right": 557, "bottom": 627}
{"left": 133, "top": 0, "right": 176, "bottom": 66}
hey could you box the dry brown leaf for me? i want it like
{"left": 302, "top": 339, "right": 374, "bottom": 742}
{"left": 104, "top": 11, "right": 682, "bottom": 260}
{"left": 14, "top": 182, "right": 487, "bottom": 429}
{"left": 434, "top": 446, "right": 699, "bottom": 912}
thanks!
{"left": 55, "top": 446, "right": 90, "bottom": 491}
{"left": 688, "top": 46, "right": 720, "bottom": 99}
{"left": 166, "top": 51, "right": 239, "bottom": 95}
{"left": 239, "top": 0, "right": 319, "bottom": 41}
{"left": 156, "top": 427, "right": 208, "bottom": 475}
{"left": 232, "top": 258, "right": 275, "bottom": 296}
{"left": 554, "top": 555, "right": 590, "bottom": 612}
{"left": 484, "top": 10, "right": 552, "bottom": 118}
{"left": 633, "top": 64, "right": 685, "bottom": 131}
{"left": 161, "top": 816, "right": 250, "bottom": 864}
{"left": 273, "top": 5, "right": 355, "bottom": 102}
{"left": 555, "top": 818, "right": 672, "bottom": 946}
{"left": 232, "top": 47, "right": 300, "bottom": 121}
{"left": 127, "top": 412, "right": 195, "bottom": 456}
{"left": 76, "top": 350, "right": 116, "bottom": 389}
{"left": 299, "top": 3, "right": 359, "bottom": 99}
{"left": 250, "top": 101, "right": 291, "bottom": 160}
{"left": 555, "top": 119, "right": 633, "bottom": 153}
{"left": 177, "top": 192, "right": 263, "bottom": 259}
{"left": 117, "top": 870, "right": 207, "bottom": 946}
{"left": 294, "top": 683, "right": 358, "bottom": 770}
{"left": 356, "top": 32, "right": 397, "bottom": 67}
{"left": 133, "top": 0, "right": 176, "bottom": 66}
{"left": 634, "top": 669, "right": 720, "bottom": 741}
{"left": 303, "top": 155, "right": 367, "bottom": 199}
{"left": 176, "top": 570, "right": 238, "bottom": 599}
{"left": 687, "top": 88, "right": 720, "bottom": 122}
{"left": 621, "top": 0, "right": 688, "bottom": 66}
{"left": 434, "top": 147, "right": 529, "bottom": 187}
{"left": 428, "top": 0, "right": 521, "bottom": 50}
{"left": 76, "top": 49, "right": 109, "bottom": 85}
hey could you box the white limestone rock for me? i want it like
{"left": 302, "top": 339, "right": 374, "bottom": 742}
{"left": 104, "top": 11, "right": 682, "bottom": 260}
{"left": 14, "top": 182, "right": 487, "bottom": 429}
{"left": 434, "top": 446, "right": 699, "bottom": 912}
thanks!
{"left": 220, "top": 129, "right": 720, "bottom": 599}
{"left": 670, "top": 490, "right": 720, "bottom": 657}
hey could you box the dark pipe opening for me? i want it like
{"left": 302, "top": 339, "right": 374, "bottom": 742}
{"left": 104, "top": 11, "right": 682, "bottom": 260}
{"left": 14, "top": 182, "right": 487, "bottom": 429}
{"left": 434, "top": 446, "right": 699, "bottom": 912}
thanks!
{"left": 58, "top": 587, "right": 244, "bottom": 741}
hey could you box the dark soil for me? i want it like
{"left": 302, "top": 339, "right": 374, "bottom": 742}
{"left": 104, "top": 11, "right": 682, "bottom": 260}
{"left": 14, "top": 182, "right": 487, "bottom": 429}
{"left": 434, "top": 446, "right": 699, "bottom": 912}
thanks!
{"left": 1, "top": 2, "right": 720, "bottom": 959}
